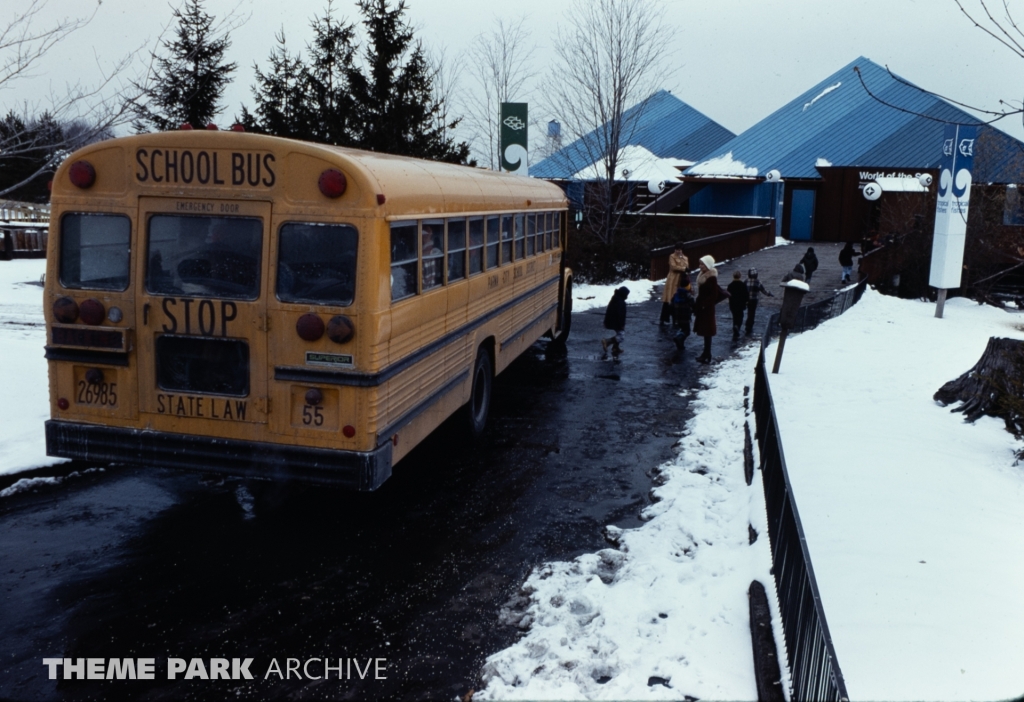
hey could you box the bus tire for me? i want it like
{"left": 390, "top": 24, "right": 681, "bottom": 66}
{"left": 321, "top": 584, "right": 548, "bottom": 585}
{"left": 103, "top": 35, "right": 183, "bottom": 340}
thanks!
{"left": 551, "top": 276, "right": 573, "bottom": 346}
{"left": 466, "top": 348, "right": 493, "bottom": 436}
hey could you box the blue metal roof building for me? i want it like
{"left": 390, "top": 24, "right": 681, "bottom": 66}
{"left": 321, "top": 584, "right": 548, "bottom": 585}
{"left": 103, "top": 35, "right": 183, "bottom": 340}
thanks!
{"left": 531, "top": 90, "right": 736, "bottom": 179}
{"left": 681, "top": 57, "right": 1024, "bottom": 240}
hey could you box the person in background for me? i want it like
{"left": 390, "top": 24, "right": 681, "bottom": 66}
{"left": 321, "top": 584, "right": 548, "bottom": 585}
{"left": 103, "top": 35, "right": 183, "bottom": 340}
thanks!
{"left": 782, "top": 262, "right": 806, "bottom": 284}
{"left": 799, "top": 247, "right": 818, "bottom": 283}
{"left": 838, "top": 241, "right": 861, "bottom": 284}
{"left": 693, "top": 255, "right": 728, "bottom": 364}
{"left": 601, "top": 286, "right": 630, "bottom": 358}
{"left": 660, "top": 243, "right": 689, "bottom": 326}
{"left": 744, "top": 268, "right": 774, "bottom": 335}
{"left": 671, "top": 273, "right": 695, "bottom": 349}
{"left": 726, "top": 270, "right": 749, "bottom": 336}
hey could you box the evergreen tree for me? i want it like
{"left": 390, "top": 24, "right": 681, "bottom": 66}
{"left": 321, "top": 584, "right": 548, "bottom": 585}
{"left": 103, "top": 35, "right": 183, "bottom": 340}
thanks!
{"left": 0, "top": 111, "right": 66, "bottom": 202}
{"left": 243, "top": 4, "right": 357, "bottom": 145}
{"left": 347, "top": 0, "right": 470, "bottom": 163}
{"left": 133, "top": 0, "right": 237, "bottom": 131}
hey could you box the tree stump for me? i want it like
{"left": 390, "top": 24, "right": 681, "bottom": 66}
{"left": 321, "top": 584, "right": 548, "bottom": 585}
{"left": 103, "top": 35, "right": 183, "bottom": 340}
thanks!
{"left": 934, "top": 337, "right": 1024, "bottom": 437}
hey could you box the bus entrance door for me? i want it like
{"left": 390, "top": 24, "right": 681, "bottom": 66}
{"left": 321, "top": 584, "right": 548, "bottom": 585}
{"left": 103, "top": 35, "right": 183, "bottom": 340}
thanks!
{"left": 136, "top": 197, "right": 271, "bottom": 427}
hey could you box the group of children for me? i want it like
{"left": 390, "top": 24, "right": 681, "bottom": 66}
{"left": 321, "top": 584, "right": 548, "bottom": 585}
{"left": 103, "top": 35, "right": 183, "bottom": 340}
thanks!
{"left": 600, "top": 267, "right": 773, "bottom": 359}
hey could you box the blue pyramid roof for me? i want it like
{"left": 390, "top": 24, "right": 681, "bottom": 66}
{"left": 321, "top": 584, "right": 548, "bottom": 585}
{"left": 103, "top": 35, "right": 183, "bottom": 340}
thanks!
{"left": 684, "top": 57, "right": 1024, "bottom": 183}
{"left": 531, "top": 90, "right": 735, "bottom": 179}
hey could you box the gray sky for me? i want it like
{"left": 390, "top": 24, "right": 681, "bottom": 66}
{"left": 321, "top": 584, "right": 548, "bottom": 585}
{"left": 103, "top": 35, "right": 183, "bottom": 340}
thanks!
{"left": 8, "top": 0, "right": 1024, "bottom": 145}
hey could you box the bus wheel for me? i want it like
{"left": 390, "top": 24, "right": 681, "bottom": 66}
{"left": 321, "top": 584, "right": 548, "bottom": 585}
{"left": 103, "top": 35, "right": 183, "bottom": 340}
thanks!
{"left": 551, "top": 277, "right": 573, "bottom": 346}
{"left": 467, "top": 348, "right": 493, "bottom": 436}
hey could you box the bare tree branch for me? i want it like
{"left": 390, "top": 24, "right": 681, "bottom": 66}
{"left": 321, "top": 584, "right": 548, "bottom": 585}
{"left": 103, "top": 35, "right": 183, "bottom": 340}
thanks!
{"left": 546, "top": 0, "right": 670, "bottom": 243}
{"left": 463, "top": 16, "right": 537, "bottom": 169}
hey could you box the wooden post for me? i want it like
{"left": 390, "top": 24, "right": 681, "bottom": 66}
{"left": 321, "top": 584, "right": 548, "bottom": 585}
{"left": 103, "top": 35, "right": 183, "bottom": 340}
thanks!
{"left": 771, "top": 329, "right": 788, "bottom": 374}
{"left": 935, "top": 288, "right": 947, "bottom": 319}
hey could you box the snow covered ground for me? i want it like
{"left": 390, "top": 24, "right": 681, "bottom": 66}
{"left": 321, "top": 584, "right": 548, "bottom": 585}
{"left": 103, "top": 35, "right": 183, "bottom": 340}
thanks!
{"left": 478, "top": 288, "right": 783, "bottom": 699}
{"left": 764, "top": 290, "right": 1024, "bottom": 700}
{"left": 0, "top": 258, "right": 65, "bottom": 476}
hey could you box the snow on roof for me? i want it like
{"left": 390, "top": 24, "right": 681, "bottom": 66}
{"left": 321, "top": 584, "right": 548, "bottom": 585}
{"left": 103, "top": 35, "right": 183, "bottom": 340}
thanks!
{"left": 687, "top": 151, "right": 758, "bottom": 177}
{"left": 815, "top": 157, "right": 833, "bottom": 168}
{"left": 568, "top": 144, "right": 692, "bottom": 182}
{"left": 803, "top": 81, "right": 842, "bottom": 111}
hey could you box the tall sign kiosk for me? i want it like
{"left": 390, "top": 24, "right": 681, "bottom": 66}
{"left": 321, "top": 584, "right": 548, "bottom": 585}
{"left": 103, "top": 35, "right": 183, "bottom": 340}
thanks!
{"left": 500, "top": 103, "right": 528, "bottom": 176}
{"left": 930, "top": 124, "right": 976, "bottom": 317}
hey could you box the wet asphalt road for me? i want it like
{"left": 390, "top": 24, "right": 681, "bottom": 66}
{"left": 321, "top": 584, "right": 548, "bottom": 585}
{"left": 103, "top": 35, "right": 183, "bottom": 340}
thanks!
{"left": 0, "top": 291, "right": 750, "bottom": 702}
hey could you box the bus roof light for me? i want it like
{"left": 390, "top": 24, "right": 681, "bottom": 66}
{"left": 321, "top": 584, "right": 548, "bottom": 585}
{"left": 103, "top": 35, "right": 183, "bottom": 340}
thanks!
{"left": 79, "top": 299, "right": 105, "bottom": 326}
{"left": 206, "top": 123, "right": 219, "bottom": 130}
{"left": 69, "top": 161, "right": 96, "bottom": 189}
{"left": 230, "top": 123, "right": 245, "bottom": 132}
{"left": 376, "top": 194, "right": 386, "bottom": 205}
{"left": 180, "top": 122, "right": 194, "bottom": 130}
{"left": 53, "top": 296, "right": 79, "bottom": 323}
{"left": 319, "top": 169, "right": 347, "bottom": 198}
{"left": 296, "top": 313, "right": 325, "bottom": 341}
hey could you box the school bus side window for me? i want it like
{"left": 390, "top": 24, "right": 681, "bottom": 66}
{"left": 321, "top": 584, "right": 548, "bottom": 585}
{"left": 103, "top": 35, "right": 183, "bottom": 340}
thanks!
{"left": 500, "top": 214, "right": 513, "bottom": 263}
{"left": 421, "top": 219, "right": 444, "bottom": 291}
{"left": 485, "top": 215, "right": 499, "bottom": 269}
{"left": 59, "top": 213, "right": 131, "bottom": 291}
{"left": 390, "top": 220, "right": 418, "bottom": 301}
{"left": 277, "top": 222, "right": 358, "bottom": 306}
{"left": 468, "top": 217, "right": 484, "bottom": 275}
{"left": 447, "top": 217, "right": 467, "bottom": 282}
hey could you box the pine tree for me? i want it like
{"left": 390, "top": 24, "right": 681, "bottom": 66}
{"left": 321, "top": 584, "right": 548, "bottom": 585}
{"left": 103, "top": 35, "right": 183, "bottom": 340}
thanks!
{"left": 347, "top": 0, "right": 470, "bottom": 163}
{"left": 243, "top": 3, "right": 357, "bottom": 145}
{"left": 133, "top": 0, "right": 237, "bottom": 131}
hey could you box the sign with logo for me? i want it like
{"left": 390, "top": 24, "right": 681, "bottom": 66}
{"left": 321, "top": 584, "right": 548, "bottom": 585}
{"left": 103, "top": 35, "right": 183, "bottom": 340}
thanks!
{"left": 930, "top": 124, "right": 976, "bottom": 289}
{"left": 500, "top": 103, "right": 528, "bottom": 176}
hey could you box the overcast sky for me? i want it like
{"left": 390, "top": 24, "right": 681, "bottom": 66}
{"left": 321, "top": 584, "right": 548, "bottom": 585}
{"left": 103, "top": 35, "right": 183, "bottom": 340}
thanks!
{"left": 9, "top": 0, "right": 1024, "bottom": 148}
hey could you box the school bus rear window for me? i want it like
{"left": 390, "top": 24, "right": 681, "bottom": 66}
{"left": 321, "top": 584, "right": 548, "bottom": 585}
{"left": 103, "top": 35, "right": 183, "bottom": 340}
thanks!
{"left": 146, "top": 215, "right": 262, "bottom": 300}
{"left": 277, "top": 222, "right": 357, "bottom": 306}
{"left": 59, "top": 213, "right": 131, "bottom": 291}
{"left": 156, "top": 335, "right": 250, "bottom": 396}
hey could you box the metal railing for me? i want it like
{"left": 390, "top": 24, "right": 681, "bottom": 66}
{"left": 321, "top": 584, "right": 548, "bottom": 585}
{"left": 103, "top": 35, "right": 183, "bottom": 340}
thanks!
{"left": 752, "top": 277, "right": 867, "bottom": 701}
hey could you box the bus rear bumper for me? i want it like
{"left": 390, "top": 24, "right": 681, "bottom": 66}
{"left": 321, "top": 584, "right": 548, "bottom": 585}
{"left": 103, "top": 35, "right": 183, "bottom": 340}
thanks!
{"left": 45, "top": 420, "right": 393, "bottom": 491}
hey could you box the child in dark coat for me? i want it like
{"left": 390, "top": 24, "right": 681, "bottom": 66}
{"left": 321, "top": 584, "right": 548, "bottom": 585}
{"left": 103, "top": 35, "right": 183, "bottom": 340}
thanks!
{"left": 601, "top": 286, "right": 630, "bottom": 357}
{"left": 671, "top": 274, "right": 695, "bottom": 349}
{"left": 726, "top": 270, "right": 750, "bottom": 335}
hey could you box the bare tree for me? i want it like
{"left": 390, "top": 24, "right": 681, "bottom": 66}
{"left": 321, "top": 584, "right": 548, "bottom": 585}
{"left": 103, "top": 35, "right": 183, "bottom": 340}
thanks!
{"left": 464, "top": 16, "right": 537, "bottom": 169}
{"left": 427, "top": 45, "right": 469, "bottom": 162}
{"left": 547, "top": 0, "right": 670, "bottom": 243}
{"left": 0, "top": 0, "right": 143, "bottom": 199}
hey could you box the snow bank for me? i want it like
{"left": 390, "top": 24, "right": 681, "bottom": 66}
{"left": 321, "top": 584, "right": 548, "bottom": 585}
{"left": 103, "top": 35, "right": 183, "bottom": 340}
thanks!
{"left": 0, "top": 259, "right": 66, "bottom": 475}
{"left": 572, "top": 279, "right": 658, "bottom": 313}
{"left": 476, "top": 345, "right": 780, "bottom": 700}
{"left": 765, "top": 290, "right": 1024, "bottom": 700}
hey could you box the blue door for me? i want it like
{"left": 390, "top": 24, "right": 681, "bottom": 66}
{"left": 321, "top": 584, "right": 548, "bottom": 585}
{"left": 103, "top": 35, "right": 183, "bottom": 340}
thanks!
{"left": 789, "top": 189, "right": 815, "bottom": 241}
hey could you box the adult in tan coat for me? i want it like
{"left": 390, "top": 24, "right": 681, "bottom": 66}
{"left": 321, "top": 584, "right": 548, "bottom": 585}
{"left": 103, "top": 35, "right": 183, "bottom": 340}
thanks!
{"left": 660, "top": 243, "right": 689, "bottom": 325}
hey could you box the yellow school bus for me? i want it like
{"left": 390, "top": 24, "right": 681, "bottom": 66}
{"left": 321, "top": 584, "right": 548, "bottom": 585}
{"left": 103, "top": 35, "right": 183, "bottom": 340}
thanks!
{"left": 43, "top": 130, "right": 571, "bottom": 490}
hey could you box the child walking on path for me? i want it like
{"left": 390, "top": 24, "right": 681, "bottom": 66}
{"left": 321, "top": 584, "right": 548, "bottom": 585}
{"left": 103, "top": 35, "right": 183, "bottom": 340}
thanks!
{"left": 744, "top": 268, "right": 774, "bottom": 335}
{"left": 671, "top": 273, "right": 695, "bottom": 349}
{"left": 726, "top": 271, "right": 749, "bottom": 335}
{"left": 601, "top": 286, "right": 629, "bottom": 358}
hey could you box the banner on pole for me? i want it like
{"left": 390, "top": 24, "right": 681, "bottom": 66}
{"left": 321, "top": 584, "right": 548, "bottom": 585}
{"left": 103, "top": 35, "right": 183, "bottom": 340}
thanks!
{"left": 929, "top": 124, "right": 976, "bottom": 289}
{"left": 500, "top": 103, "right": 528, "bottom": 176}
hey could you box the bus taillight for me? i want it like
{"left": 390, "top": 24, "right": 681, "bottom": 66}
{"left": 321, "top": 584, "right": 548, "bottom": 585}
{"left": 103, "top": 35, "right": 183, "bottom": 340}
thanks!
{"left": 296, "top": 314, "right": 325, "bottom": 341}
{"left": 53, "top": 297, "right": 79, "bottom": 323}
{"left": 79, "top": 299, "right": 105, "bottom": 325}
{"left": 69, "top": 161, "right": 96, "bottom": 189}
{"left": 326, "top": 315, "right": 354, "bottom": 344}
{"left": 343, "top": 425, "right": 356, "bottom": 438}
{"left": 318, "top": 169, "right": 347, "bottom": 198}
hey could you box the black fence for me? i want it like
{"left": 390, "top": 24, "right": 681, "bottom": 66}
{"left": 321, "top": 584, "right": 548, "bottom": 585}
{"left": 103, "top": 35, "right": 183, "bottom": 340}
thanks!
{"left": 752, "top": 277, "right": 867, "bottom": 701}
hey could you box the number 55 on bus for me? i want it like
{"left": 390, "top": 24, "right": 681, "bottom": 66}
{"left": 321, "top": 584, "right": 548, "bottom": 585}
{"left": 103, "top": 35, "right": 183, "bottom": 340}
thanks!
{"left": 43, "top": 130, "right": 572, "bottom": 490}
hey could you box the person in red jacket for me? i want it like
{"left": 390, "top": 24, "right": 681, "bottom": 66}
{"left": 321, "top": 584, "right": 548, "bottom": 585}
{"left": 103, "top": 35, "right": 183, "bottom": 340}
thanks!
{"left": 693, "top": 255, "right": 729, "bottom": 364}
